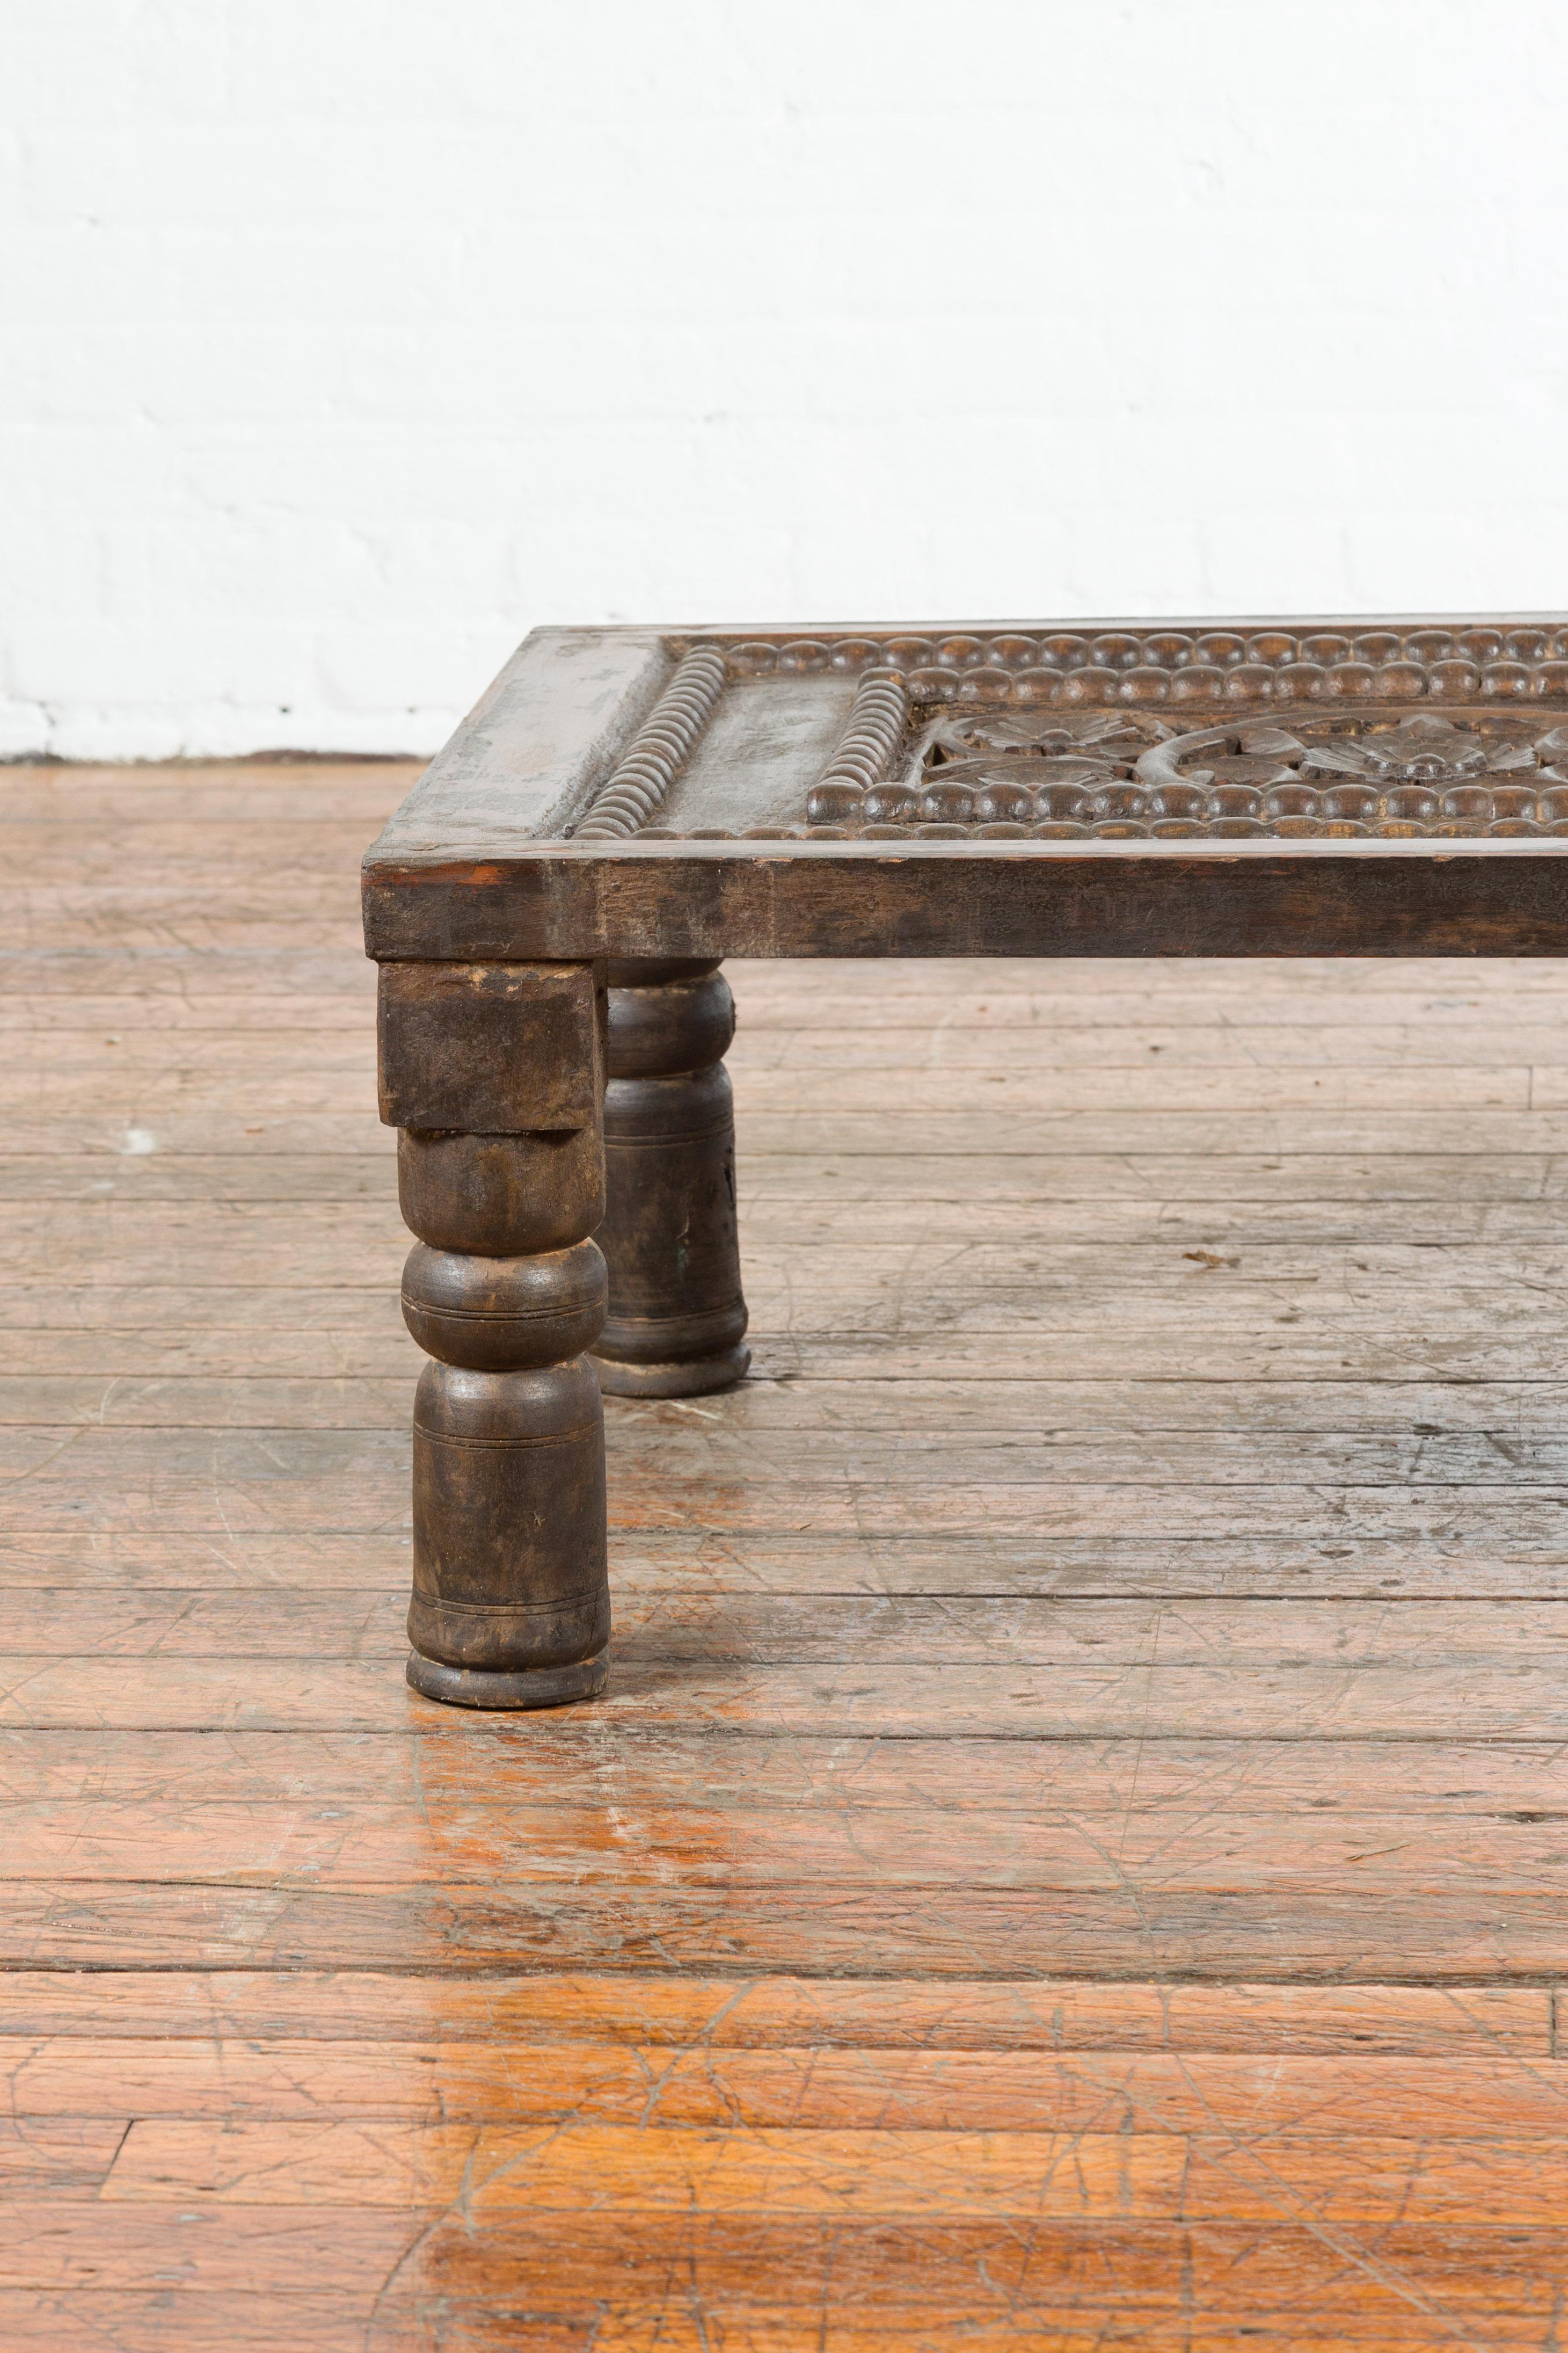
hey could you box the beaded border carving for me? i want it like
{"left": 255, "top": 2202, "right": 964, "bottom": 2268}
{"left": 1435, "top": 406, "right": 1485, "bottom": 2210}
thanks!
{"left": 708, "top": 624, "right": 1568, "bottom": 707}
{"left": 574, "top": 626, "right": 1568, "bottom": 844}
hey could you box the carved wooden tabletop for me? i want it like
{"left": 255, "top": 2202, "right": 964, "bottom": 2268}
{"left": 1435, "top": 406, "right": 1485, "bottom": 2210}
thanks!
{"left": 363, "top": 619, "right": 1568, "bottom": 959}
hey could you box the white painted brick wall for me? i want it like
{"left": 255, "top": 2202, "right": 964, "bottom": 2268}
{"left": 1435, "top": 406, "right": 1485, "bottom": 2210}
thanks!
{"left": 5, "top": 0, "right": 1568, "bottom": 757}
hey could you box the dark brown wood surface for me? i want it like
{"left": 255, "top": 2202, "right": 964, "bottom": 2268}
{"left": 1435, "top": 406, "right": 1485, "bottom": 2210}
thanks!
{"left": 364, "top": 834, "right": 1568, "bottom": 965}
{"left": 12, "top": 754, "right": 1568, "bottom": 2341}
{"left": 362, "top": 619, "right": 1568, "bottom": 963}
{"left": 595, "top": 958, "right": 751, "bottom": 1396}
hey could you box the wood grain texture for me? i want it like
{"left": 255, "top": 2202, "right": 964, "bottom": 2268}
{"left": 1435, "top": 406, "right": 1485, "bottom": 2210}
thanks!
{"left": 10, "top": 752, "right": 1568, "bottom": 2345}
{"left": 0, "top": 1971, "right": 1542, "bottom": 2051}
{"left": 95, "top": 2114, "right": 1568, "bottom": 2220}
{"left": 18, "top": 2042, "right": 1568, "bottom": 2133}
{"left": 12, "top": 1728, "right": 1568, "bottom": 1814}
{"left": 366, "top": 840, "right": 1568, "bottom": 965}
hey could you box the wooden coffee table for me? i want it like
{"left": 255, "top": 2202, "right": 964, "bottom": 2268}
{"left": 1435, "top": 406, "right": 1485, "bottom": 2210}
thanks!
{"left": 362, "top": 616, "right": 1568, "bottom": 1707}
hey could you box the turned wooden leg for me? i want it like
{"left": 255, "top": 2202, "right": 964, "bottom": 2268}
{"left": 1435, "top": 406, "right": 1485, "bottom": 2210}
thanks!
{"left": 377, "top": 961, "right": 611, "bottom": 1710}
{"left": 593, "top": 957, "right": 750, "bottom": 1399}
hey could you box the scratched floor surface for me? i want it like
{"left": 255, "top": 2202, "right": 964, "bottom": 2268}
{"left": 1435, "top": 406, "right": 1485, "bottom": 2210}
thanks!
{"left": 4, "top": 758, "right": 1568, "bottom": 2345}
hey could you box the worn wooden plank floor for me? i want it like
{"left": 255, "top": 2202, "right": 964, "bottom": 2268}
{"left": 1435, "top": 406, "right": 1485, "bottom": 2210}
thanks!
{"left": 4, "top": 761, "right": 1568, "bottom": 2346}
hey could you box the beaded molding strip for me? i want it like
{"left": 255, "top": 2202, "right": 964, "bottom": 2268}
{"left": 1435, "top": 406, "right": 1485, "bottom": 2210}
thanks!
{"left": 573, "top": 645, "right": 727, "bottom": 839}
{"left": 811, "top": 672, "right": 911, "bottom": 804}
{"left": 704, "top": 624, "right": 1568, "bottom": 707}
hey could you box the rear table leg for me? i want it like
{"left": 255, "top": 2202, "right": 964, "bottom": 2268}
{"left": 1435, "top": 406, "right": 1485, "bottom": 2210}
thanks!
{"left": 593, "top": 957, "right": 750, "bottom": 1399}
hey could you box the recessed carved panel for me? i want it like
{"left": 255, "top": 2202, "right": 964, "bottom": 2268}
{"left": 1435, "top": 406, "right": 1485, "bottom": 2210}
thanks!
{"left": 805, "top": 708, "right": 1568, "bottom": 839}
{"left": 552, "top": 623, "right": 1568, "bottom": 841}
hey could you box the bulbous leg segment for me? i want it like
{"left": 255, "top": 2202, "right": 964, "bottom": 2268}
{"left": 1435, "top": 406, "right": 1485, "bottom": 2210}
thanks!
{"left": 399, "top": 1209, "right": 612, "bottom": 1710}
{"left": 406, "top": 1357, "right": 610, "bottom": 1709}
{"left": 593, "top": 958, "right": 750, "bottom": 1399}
